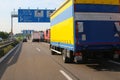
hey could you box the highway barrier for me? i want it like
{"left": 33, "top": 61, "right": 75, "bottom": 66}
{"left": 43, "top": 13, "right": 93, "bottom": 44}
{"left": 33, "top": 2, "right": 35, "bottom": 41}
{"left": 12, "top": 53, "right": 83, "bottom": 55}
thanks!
{"left": 0, "top": 42, "right": 22, "bottom": 63}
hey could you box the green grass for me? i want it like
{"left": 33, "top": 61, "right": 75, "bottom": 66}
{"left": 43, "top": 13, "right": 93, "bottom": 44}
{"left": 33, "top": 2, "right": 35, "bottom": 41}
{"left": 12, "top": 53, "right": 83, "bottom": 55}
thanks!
{"left": 3, "top": 45, "right": 13, "bottom": 55}
{"left": 0, "top": 41, "right": 19, "bottom": 58}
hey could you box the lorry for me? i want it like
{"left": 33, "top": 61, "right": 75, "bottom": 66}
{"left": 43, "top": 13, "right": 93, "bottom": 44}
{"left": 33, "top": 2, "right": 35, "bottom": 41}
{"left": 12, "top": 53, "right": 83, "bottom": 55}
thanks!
{"left": 44, "top": 29, "right": 50, "bottom": 43}
{"left": 50, "top": 0, "right": 120, "bottom": 63}
{"left": 31, "top": 31, "right": 40, "bottom": 42}
{"left": 40, "top": 31, "right": 44, "bottom": 42}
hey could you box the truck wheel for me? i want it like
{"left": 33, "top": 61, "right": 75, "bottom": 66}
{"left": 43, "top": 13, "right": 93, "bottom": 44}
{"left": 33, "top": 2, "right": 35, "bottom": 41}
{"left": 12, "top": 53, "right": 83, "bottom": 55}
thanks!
{"left": 62, "top": 49, "right": 69, "bottom": 63}
{"left": 51, "top": 50, "right": 55, "bottom": 55}
{"left": 62, "top": 49, "right": 74, "bottom": 63}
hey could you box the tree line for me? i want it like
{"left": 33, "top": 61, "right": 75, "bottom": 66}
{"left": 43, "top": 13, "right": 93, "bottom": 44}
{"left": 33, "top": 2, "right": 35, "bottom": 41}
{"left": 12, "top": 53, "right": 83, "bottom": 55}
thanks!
{"left": 0, "top": 31, "right": 9, "bottom": 39}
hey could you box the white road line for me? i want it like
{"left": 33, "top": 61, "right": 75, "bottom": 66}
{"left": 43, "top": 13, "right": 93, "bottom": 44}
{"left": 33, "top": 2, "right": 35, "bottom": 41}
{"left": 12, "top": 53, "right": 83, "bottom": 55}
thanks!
{"left": 60, "top": 70, "right": 73, "bottom": 80}
{"left": 109, "top": 60, "right": 120, "bottom": 65}
{"left": 36, "top": 48, "right": 41, "bottom": 52}
{"left": 7, "top": 56, "right": 14, "bottom": 64}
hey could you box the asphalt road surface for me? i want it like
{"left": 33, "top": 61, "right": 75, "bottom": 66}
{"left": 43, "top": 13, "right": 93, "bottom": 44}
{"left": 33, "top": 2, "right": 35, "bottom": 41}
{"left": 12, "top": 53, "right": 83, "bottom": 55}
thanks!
{"left": 0, "top": 41, "right": 120, "bottom": 80}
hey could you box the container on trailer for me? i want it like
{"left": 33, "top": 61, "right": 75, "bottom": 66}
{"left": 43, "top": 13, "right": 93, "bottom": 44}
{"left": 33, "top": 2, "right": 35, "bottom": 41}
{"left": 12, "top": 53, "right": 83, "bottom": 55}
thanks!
{"left": 31, "top": 31, "right": 40, "bottom": 42}
{"left": 50, "top": 0, "right": 120, "bottom": 63}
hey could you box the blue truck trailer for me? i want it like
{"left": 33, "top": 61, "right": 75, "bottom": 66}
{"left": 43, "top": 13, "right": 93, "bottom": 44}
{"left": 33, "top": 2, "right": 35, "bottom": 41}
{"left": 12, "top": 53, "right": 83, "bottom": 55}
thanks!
{"left": 50, "top": 0, "right": 120, "bottom": 63}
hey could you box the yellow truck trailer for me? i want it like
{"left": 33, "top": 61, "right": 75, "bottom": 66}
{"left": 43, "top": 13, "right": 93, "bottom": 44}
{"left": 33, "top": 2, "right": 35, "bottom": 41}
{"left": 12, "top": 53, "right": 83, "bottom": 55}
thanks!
{"left": 50, "top": 0, "right": 120, "bottom": 63}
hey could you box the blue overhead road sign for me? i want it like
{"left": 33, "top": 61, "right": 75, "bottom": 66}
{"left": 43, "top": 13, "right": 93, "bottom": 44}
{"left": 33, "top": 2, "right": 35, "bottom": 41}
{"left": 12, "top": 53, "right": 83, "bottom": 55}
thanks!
{"left": 18, "top": 9, "right": 54, "bottom": 22}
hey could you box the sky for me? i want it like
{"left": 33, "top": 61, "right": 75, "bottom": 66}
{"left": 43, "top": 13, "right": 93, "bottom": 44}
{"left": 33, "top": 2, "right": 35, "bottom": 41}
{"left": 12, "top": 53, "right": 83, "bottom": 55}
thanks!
{"left": 0, "top": 0, "right": 64, "bottom": 34}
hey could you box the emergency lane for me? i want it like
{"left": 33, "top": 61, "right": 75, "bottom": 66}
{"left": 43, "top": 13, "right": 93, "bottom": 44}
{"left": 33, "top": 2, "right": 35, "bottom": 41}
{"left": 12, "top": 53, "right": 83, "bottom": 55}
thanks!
{"left": 0, "top": 42, "right": 76, "bottom": 80}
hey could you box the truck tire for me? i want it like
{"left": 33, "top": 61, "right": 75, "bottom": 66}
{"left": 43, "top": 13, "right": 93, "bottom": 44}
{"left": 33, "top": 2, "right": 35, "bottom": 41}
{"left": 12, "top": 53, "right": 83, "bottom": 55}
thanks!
{"left": 62, "top": 49, "right": 69, "bottom": 63}
{"left": 51, "top": 50, "right": 55, "bottom": 55}
{"left": 62, "top": 49, "right": 74, "bottom": 63}
{"left": 32, "top": 40, "right": 34, "bottom": 42}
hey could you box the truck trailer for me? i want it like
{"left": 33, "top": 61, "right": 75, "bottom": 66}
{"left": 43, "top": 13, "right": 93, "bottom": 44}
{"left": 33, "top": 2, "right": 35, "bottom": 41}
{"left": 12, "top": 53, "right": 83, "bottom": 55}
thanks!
{"left": 40, "top": 31, "right": 44, "bottom": 42}
{"left": 50, "top": 0, "right": 120, "bottom": 63}
{"left": 31, "top": 31, "right": 40, "bottom": 42}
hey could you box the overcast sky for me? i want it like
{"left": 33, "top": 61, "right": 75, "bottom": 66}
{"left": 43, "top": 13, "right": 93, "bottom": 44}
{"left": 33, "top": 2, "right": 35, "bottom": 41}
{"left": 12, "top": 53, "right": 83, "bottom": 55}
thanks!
{"left": 0, "top": 0, "right": 64, "bottom": 34}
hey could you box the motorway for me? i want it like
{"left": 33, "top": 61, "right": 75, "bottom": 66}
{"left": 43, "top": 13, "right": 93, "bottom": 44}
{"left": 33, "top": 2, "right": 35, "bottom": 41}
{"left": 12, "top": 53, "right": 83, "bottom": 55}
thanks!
{"left": 0, "top": 41, "right": 120, "bottom": 80}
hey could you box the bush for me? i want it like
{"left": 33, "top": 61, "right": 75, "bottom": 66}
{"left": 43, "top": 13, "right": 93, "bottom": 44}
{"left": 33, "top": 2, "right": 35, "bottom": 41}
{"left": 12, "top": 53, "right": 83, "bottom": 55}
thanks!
{"left": 0, "top": 41, "right": 19, "bottom": 58}
{"left": 11, "top": 41, "right": 19, "bottom": 47}
{"left": 3, "top": 45, "right": 13, "bottom": 54}
{"left": 0, "top": 49, "right": 4, "bottom": 58}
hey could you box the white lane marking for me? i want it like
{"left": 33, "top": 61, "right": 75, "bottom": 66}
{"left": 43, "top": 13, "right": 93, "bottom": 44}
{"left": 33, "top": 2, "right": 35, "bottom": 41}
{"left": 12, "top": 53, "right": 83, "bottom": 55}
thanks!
{"left": 36, "top": 48, "right": 41, "bottom": 52}
{"left": 7, "top": 56, "right": 14, "bottom": 64}
{"left": 60, "top": 70, "right": 73, "bottom": 80}
{"left": 109, "top": 60, "right": 120, "bottom": 65}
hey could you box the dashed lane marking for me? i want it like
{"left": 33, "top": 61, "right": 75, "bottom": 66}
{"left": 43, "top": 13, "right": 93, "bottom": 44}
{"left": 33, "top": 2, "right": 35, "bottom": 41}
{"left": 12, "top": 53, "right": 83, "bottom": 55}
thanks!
{"left": 36, "top": 48, "right": 41, "bottom": 52}
{"left": 60, "top": 70, "right": 73, "bottom": 80}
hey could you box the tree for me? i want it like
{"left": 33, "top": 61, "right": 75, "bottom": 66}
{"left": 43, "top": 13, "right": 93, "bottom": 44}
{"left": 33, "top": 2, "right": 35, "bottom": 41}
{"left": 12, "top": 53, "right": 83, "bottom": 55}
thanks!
{"left": 0, "top": 31, "right": 9, "bottom": 39}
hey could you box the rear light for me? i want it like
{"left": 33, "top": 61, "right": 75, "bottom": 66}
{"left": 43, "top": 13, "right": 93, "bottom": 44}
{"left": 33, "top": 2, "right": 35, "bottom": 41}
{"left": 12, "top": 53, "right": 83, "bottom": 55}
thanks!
{"left": 75, "top": 52, "right": 82, "bottom": 56}
{"left": 115, "top": 50, "right": 120, "bottom": 54}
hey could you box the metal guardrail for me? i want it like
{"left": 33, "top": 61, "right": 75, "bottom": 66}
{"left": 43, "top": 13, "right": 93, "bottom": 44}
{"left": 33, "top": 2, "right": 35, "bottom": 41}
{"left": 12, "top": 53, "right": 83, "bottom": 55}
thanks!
{"left": 0, "top": 42, "right": 22, "bottom": 63}
{"left": 0, "top": 40, "right": 14, "bottom": 49}
{"left": 0, "top": 40, "right": 11, "bottom": 45}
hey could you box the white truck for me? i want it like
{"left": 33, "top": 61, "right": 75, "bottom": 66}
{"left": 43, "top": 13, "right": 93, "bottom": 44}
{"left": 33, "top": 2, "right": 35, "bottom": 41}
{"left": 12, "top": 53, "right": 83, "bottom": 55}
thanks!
{"left": 31, "top": 31, "right": 40, "bottom": 42}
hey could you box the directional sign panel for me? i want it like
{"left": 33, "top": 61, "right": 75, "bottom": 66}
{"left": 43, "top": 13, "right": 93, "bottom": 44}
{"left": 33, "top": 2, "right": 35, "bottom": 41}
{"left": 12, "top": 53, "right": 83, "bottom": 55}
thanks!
{"left": 18, "top": 9, "right": 54, "bottom": 22}
{"left": 22, "top": 30, "right": 34, "bottom": 35}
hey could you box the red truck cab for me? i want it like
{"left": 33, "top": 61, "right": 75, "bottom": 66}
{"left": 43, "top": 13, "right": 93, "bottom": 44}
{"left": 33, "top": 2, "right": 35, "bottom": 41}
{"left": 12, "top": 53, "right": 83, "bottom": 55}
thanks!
{"left": 44, "top": 29, "right": 50, "bottom": 43}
